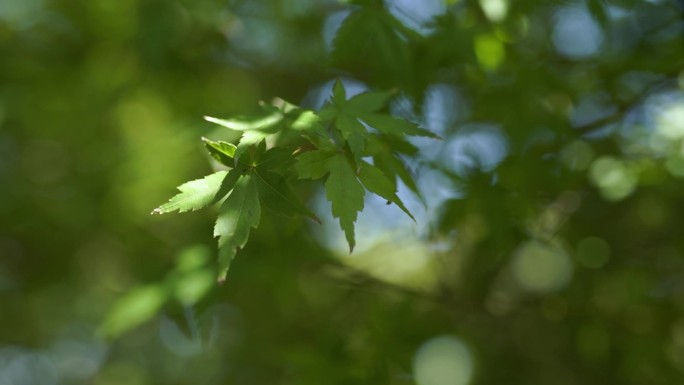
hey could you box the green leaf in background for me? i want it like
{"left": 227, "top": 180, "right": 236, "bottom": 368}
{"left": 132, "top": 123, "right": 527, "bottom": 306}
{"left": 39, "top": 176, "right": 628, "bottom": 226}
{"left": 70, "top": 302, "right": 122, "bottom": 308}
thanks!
{"left": 202, "top": 137, "right": 237, "bottom": 167}
{"left": 253, "top": 167, "right": 321, "bottom": 223}
{"left": 152, "top": 171, "right": 231, "bottom": 214}
{"left": 214, "top": 175, "right": 261, "bottom": 282}
{"left": 357, "top": 160, "right": 414, "bottom": 221}
{"left": 325, "top": 154, "right": 365, "bottom": 252}
{"left": 295, "top": 150, "right": 339, "bottom": 180}
{"left": 587, "top": 0, "right": 608, "bottom": 27}
{"left": 100, "top": 284, "right": 167, "bottom": 338}
{"left": 331, "top": 7, "right": 414, "bottom": 87}
{"left": 332, "top": 78, "right": 346, "bottom": 106}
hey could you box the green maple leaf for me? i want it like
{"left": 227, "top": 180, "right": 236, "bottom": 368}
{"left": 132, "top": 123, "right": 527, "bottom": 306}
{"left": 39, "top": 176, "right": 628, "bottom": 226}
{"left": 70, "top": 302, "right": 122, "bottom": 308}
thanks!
{"left": 153, "top": 171, "right": 236, "bottom": 214}
{"left": 330, "top": 7, "right": 414, "bottom": 86}
{"left": 359, "top": 113, "right": 439, "bottom": 138}
{"left": 343, "top": 88, "right": 395, "bottom": 114}
{"left": 324, "top": 81, "right": 369, "bottom": 158}
{"left": 214, "top": 174, "right": 261, "bottom": 282}
{"left": 206, "top": 104, "right": 329, "bottom": 161}
{"left": 205, "top": 105, "right": 283, "bottom": 162}
{"left": 253, "top": 167, "right": 320, "bottom": 223}
{"left": 295, "top": 150, "right": 339, "bottom": 180}
{"left": 289, "top": 110, "right": 324, "bottom": 132}
{"left": 364, "top": 135, "right": 420, "bottom": 196}
{"left": 256, "top": 147, "right": 297, "bottom": 173}
{"left": 335, "top": 114, "right": 367, "bottom": 158}
{"left": 164, "top": 94, "right": 436, "bottom": 279}
{"left": 321, "top": 81, "right": 438, "bottom": 161}
{"left": 332, "top": 79, "right": 346, "bottom": 106}
{"left": 357, "top": 160, "right": 414, "bottom": 221}
{"left": 202, "top": 137, "right": 237, "bottom": 167}
{"left": 325, "top": 154, "right": 365, "bottom": 252}
{"left": 373, "top": 151, "right": 419, "bottom": 196}
{"left": 235, "top": 130, "right": 273, "bottom": 160}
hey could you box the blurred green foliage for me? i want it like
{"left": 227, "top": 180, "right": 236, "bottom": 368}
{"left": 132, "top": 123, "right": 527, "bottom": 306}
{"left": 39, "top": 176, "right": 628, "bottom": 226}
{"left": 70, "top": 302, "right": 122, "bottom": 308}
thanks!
{"left": 1, "top": 0, "right": 684, "bottom": 384}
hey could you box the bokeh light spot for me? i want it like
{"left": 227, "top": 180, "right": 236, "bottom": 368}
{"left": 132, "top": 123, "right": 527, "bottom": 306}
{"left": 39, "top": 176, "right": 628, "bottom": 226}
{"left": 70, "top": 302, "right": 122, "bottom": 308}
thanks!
{"left": 589, "top": 156, "right": 638, "bottom": 201}
{"left": 552, "top": 4, "right": 604, "bottom": 59}
{"left": 385, "top": 0, "right": 446, "bottom": 35}
{"left": 512, "top": 241, "right": 573, "bottom": 293}
{"left": 442, "top": 124, "right": 508, "bottom": 175}
{"left": 656, "top": 101, "right": 684, "bottom": 140}
{"left": 665, "top": 154, "right": 684, "bottom": 178}
{"left": 479, "top": 0, "right": 508, "bottom": 22}
{"left": 474, "top": 34, "right": 505, "bottom": 70}
{"left": 100, "top": 285, "right": 167, "bottom": 338}
{"left": 413, "top": 336, "right": 474, "bottom": 385}
{"left": 174, "top": 270, "right": 214, "bottom": 306}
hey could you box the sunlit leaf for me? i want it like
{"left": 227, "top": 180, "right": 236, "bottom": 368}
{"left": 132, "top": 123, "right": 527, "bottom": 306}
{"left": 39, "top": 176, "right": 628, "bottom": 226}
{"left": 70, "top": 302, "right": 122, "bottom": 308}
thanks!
{"left": 235, "top": 131, "right": 272, "bottom": 160}
{"left": 202, "top": 137, "right": 237, "bottom": 167}
{"left": 153, "top": 171, "right": 232, "bottom": 214}
{"left": 289, "top": 110, "right": 325, "bottom": 133}
{"left": 204, "top": 109, "right": 283, "bottom": 131}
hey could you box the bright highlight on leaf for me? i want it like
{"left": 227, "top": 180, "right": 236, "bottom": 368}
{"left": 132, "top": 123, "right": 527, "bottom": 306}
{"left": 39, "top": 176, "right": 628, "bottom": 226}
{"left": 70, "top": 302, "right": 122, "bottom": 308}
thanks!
{"left": 204, "top": 110, "right": 283, "bottom": 131}
{"left": 202, "top": 137, "right": 237, "bottom": 167}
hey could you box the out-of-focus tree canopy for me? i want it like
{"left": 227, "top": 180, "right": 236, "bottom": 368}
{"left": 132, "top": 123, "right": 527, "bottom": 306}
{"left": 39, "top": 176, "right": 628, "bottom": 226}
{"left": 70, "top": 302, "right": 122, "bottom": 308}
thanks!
{"left": 1, "top": 0, "right": 684, "bottom": 384}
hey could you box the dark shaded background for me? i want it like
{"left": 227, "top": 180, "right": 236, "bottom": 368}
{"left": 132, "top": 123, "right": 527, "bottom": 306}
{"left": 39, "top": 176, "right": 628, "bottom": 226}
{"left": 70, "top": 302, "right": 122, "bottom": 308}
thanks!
{"left": 1, "top": 0, "right": 684, "bottom": 384}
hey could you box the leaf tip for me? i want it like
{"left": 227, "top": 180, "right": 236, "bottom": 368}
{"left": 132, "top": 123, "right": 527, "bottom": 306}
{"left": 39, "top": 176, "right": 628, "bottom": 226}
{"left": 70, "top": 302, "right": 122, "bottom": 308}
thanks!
{"left": 203, "top": 116, "right": 220, "bottom": 125}
{"left": 151, "top": 207, "right": 164, "bottom": 215}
